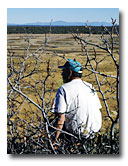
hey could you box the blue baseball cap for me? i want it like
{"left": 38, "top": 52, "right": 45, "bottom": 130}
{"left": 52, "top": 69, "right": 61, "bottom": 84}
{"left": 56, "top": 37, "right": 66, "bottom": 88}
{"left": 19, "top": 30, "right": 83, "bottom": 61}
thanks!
{"left": 58, "top": 59, "right": 82, "bottom": 73}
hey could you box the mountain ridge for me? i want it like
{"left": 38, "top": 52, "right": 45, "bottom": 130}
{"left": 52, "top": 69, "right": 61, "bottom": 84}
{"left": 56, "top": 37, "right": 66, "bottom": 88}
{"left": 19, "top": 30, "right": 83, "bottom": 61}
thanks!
{"left": 7, "top": 20, "right": 118, "bottom": 27}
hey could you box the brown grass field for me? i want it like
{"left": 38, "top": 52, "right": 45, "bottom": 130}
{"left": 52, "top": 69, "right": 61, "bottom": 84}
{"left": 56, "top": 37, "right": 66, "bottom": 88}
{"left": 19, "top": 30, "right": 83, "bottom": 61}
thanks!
{"left": 7, "top": 33, "right": 119, "bottom": 136}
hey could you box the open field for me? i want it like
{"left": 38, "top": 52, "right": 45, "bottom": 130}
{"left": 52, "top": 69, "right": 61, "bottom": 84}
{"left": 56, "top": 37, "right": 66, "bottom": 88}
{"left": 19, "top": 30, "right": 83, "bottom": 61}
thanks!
{"left": 7, "top": 33, "right": 119, "bottom": 145}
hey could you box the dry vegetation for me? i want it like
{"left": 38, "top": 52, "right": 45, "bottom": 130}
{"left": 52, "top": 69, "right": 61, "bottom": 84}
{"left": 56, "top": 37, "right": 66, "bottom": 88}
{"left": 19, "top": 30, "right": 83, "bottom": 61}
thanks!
{"left": 7, "top": 24, "right": 119, "bottom": 154}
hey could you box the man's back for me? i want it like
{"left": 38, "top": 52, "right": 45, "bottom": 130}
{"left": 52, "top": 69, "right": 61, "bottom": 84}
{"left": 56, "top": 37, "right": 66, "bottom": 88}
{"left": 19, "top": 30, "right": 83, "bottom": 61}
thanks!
{"left": 52, "top": 79, "right": 102, "bottom": 135}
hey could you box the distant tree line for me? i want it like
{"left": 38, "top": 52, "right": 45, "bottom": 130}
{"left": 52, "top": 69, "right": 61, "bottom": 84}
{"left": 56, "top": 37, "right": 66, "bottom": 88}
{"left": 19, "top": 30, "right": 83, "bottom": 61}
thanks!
{"left": 7, "top": 25, "right": 119, "bottom": 34}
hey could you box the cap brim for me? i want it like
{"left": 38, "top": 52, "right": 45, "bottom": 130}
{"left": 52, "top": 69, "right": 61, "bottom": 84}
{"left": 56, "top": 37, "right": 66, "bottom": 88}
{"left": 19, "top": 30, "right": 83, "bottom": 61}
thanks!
{"left": 58, "top": 66, "right": 66, "bottom": 69}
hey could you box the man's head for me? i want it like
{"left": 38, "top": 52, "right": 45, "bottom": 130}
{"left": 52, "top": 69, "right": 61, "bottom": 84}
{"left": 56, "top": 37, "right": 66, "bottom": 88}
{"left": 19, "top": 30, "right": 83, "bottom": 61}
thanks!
{"left": 58, "top": 59, "right": 82, "bottom": 83}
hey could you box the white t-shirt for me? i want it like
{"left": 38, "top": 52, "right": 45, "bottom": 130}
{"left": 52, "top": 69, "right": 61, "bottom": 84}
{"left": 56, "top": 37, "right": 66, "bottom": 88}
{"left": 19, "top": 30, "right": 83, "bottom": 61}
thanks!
{"left": 51, "top": 79, "right": 102, "bottom": 135}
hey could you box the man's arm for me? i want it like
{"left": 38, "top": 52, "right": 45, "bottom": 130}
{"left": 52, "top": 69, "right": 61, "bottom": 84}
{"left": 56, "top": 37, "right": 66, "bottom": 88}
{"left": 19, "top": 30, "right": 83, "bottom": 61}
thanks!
{"left": 55, "top": 113, "right": 65, "bottom": 140}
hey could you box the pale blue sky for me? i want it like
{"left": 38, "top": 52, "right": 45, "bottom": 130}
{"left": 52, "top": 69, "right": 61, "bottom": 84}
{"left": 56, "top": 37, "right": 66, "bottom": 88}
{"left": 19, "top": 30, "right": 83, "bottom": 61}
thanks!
{"left": 7, "top": 8, "right": 119, "bottom": 24}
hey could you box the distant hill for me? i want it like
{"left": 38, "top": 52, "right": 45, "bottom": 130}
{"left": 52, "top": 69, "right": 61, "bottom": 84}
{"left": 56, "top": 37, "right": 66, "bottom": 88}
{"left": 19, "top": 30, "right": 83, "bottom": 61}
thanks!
{"left": 7, "top": 20, "right": 117, "bottom": 27}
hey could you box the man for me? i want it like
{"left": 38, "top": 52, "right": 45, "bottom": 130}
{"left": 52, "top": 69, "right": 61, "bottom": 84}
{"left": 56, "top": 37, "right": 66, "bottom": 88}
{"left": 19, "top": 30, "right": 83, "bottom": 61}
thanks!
{"left": 51, "top": 58, "right": 102, "bottom": 143}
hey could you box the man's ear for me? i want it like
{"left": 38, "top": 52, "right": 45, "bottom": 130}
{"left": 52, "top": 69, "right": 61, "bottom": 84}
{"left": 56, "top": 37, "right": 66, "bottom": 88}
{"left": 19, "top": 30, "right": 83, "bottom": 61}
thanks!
{"left": 68, "top": 70, "right": 72, "bottom": 79}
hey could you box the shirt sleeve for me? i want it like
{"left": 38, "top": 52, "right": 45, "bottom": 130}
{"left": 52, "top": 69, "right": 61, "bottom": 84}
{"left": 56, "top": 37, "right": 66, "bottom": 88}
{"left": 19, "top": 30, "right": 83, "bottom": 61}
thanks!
{"left": 93, "top": 91, "right": 102, "bottom": 110}
{"left": 51, "top": 87, "right": 67, "bottom": 114}
{"left": 90, "top": 84, "right": 102, "bottom": 110}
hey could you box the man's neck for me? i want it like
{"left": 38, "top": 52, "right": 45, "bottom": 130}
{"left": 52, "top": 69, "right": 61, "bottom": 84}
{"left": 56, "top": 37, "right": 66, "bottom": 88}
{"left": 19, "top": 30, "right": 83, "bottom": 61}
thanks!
{"left": 71, "top": 77, "right": 80, "bottom": 80}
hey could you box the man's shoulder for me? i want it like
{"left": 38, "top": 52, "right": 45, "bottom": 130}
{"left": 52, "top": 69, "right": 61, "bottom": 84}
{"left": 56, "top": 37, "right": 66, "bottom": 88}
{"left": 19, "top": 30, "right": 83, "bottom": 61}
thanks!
{"left": 61, "top": 80, "right": 93, "bottom": 89}
{"left": 82, "top": 81, "right": 93, "bottom": 89}
{"left": 61, "top": 81, "right": 73, "bottom": 88}
{"left": 60, "top": 83, "right": 70, "bottom": 93}
{"left": 57, "top": 83, "right": 70, "bottom": 94}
